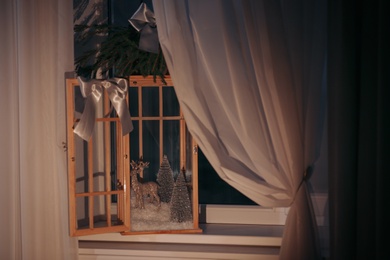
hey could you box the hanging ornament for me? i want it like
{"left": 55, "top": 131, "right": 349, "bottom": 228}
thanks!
{"left": 129, "top": 3, "right": 159, "bottom": 53}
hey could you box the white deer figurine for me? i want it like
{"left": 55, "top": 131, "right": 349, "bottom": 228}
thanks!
{"left": 130, "top": 159, "right": 160, "bottom": 209}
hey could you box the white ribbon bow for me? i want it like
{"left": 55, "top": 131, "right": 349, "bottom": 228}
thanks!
{"left": 74, "top": 76, "right": 133, "bottom": 141}
{"left": 129, "top": 3, "right": 159, "bottom": 53}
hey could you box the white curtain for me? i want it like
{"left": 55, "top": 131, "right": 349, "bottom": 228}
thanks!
{"left": 154, "top": 0, "right": 327, "bottom": 259}
{"left": 0, "top": 0, "right": 78, "bottom": 259}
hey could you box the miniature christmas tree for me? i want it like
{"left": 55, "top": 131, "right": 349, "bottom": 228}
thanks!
{"left": 170, "top": 168, "right": 192, "bottom": 223}
{"left": 156, "top": 155, "right": 174, "bottom": 203}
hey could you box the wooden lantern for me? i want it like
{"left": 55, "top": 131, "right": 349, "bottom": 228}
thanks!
{"left": 66, "top": 76, "right": 201, "bottom": 236}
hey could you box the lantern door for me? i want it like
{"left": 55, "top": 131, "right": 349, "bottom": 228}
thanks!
{"left": 66, "top": 78, "right": 130, "bottom": 236}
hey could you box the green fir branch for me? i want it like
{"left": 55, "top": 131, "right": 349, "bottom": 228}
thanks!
{"left": 74, "top": 24, "right": 168, "bottom": 83}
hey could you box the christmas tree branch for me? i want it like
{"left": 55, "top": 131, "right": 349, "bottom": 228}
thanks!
{"left": 74, "top": 24, "right": 168, "bottom": 83}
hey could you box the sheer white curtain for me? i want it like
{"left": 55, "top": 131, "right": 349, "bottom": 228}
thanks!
{"left": 0, "top": 0, "right": 78, "bottom": 259}
{"left": 154, "top": 0, "right": 326, "bottom": 259}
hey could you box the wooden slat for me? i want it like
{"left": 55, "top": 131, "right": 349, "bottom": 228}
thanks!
{"left": 74, "top": 116, "right": 182, "bottom": 124}
{"left": 104, "top": 89, "right": 112, "bottom": 227}
{"left": 75, "top": 190, "right": 123, "bottom": 197}
{"left": 159, "top": 84, "right": 163, "bottom": 163}
{"left": 74, "top": 116, "right": 181, "bottom": 123}
{"left": 73, "top": 117, "right": 120, "bottom": 123}
{"left": 116, "top": 119, "right": 123, "bottom": 221}
{"left": 66, "top": 79, "right": 77, "bottom": 236}
{"left": 123, "top": 130, "right": 131, "bottom": 229}
{"left": 128, "top": 75, "right": 173, "bottom": 86}
{"left": 121, "top": 228, "right": 202, "bottom": 236}
{"left": 192, "top": 138, "right": 200, "bottom": 229}
{"left": 180, "top": 112, "right": 186, "bottom": 170}
{"left": 88, "top": 140, "right": 94, "bottom": 229}
{"left": 124, "top": 89, "right": 131, "bottom": 230}
{"left": 131, "top": 116, "right": 181, "bottom": 120}
{"left": 138, "top": 85, "right": 143, "bottom": 171}
{"left": 74, "top": 225, "right": 130, "bottom": 237}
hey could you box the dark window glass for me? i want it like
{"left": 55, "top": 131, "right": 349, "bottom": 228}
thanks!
{"left": 142, "top": 120, "right": 159, "bottom": 182}
{"left": 129, "top": 120, "right": 139, "bottom": 161}
{"left": 142, "top": 87, "right": 159, "bottom": 117}
{"left": 163, "top": 87, "right": 180, "bottom": 116}
{"left": 198, "top": 149, "right": 256, "bottom": 205}
{"left": 129, "top": 87, "right": 138, "bottom": 117}
{"left": 163, "top": 120, "right": 180, "bottom": 174}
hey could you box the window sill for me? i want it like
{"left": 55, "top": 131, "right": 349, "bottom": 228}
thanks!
{"left": 78, "top": 223, "right": 284, "bottom": 247}
{"left": 79, "top": 242, "right": 280, "bottom": 260}
{"left": 78, "top": 223, "right": 283, "bottom": 259}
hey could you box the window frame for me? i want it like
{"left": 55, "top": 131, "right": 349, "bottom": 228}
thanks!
{"left": 68, "top": 76, "right": 329, "bottom": 249}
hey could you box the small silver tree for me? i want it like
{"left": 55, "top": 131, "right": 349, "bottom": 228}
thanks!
{"left": 156, "top": 155, "right": 174, "bottom": 203}
{"left": 170, "top": 168, "right": 192, "bottom": 223}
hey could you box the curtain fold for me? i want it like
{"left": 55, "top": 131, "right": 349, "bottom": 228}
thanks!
{"left": 0, "top": 0, "right": 78, "bottom": 259}
{"left": 154, "top": 0, "right": 326, "bottom": 258}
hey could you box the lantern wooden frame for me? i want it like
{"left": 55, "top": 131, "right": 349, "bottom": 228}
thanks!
{"left": 66, "top": 76, "right": 201, "bottom": 236}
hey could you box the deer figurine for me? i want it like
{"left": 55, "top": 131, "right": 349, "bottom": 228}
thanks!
{"left": 130, "top": 159, "right": 160, "bottom": 209}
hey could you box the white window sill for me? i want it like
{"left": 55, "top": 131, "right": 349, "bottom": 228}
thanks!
{"left": 78, "top": 223, "right": 283, "bottom": 260}
{"left": 78, "top": 223, "right": 284, "bottom": 246}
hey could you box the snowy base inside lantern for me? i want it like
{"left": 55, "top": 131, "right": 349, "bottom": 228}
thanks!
{"left": 130, "top": 196, "right": 193, "bottom": 232}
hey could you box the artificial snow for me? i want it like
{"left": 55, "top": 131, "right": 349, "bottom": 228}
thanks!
{"left": 130, "top": 192, "right": 193, "bottom": 231}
